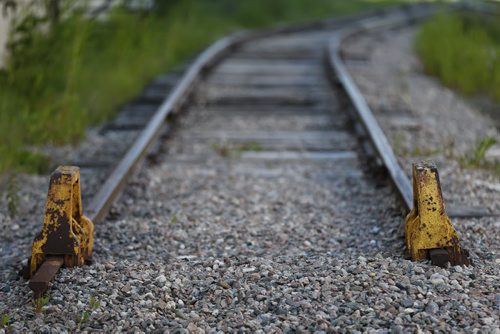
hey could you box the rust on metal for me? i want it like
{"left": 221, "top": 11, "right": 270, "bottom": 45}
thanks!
{"left": 28, "top": 256, "right": 64, "bottom": 298}
{"left": 326, "top": 4, "right": 497, "bottom": 220}
{"left": 20, "top": 11, "right": 376, "bottom": 300}
{"left": 405, "top": 161, "right": 470, "bottom": 266}
{"left": 26, "top": 166, "right": 94, "bottom": 295}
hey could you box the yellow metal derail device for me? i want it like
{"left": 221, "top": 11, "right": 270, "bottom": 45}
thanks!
{"left": 26, "top": 166, "right": 94, "bottom": 295}
{"left": 405, "top": 161, "right": 470, "bottom": 266}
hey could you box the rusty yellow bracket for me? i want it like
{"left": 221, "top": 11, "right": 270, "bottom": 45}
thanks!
{"left": 405, "top": 161, "right": 470, "bottom": 266}
{"left": 27, "top": 166, "right": 94, "bottom": 279}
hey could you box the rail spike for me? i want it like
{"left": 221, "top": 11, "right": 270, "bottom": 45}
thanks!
{"left": 405, "top": 161, "right": 470, "bottom": 267}
{"left": 27, "top": 166, "right": 94, "bottom": 279}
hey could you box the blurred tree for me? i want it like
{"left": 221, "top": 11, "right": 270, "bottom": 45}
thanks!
{"left": 0, "top": 0, "right": 16, "bottom": 17}
{"left": 46, "top": 0, "right": 60, "bottom": 24}
{"left": 153, "top": 0, "right": 182, "bottom": 16}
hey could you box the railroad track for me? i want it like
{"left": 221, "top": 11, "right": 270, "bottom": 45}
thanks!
{"left": 24, "top": 3, "right": 487, "bottom": 300}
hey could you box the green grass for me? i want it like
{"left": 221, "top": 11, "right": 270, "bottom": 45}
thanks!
{"left": 33, "top": 295, "right": 49, "bottom": 313}
{"left": 1, "top": 314, "right": 10, "bottom": 329}
{"left": 77, "top": 296, "right": 101, "bottom": 330}
{"left": 415, "top": 11, "right": 500, "bottom": 101}
{"left": 460, "top": 136, "right": 500, "bottom": 175}
{"left": 0, "top": 0, "right": 410, "bottom": 174}
{"left": 212, "top": 141, "right": 263, "bottom": 158}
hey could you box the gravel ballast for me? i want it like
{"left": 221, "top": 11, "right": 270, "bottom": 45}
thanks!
{"left": 1, "top": 15, "right": 499, "bottom": 333}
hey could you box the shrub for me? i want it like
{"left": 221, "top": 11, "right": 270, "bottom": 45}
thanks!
{"left": 415, "top": 12, "right": 500, "bottom": 100}
{"left": 0, "top": 0, "right": 405, "bottom": 174}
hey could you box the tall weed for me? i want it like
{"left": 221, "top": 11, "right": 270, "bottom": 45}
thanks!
{"left": 416, "top": 12, "right": 500, "bottom": 100}
{"left": 0, "top": 0, "right": 405, "bottom": 174}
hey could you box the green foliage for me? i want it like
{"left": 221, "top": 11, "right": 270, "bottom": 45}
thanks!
{"left": 391, "top": 131, "right": 440, "bottom": 157}
{"left": 415, "top": 12, "right": 500, "bottom": 100}
{"left": 461, "top": 136, "right": 499, "bottom": 175}
{"left": 213, "top": 141, "right": 263, "bottom": 158}
{"left": 1, "top": 314, "right": 10, "bottom": 328}
{"left": 212, "top": 142, "right": 232, "bottom": 157}
{"left": 459, "top": 137, "right": 500, "bottom": 176}
{"left": 392, "top": 131, "right": 407, "bottom": 155}
{"left": 237, "top": 142, "right": 263, "bottom": 152}
{"left": 409, "top": 146, "right": 440, "bottom": 157}
{"left": 0, "top": 0, "right": 405, "bottom": 175}
{"left": 471, "top": 137, "right": 497, "bottom": 165}
{"left": 77, "top": 295, "right": 101, "bottom": 329}
{"left": 33, "top": 295, "right": 49, "bottom": 313}
{"left": 6, "top": 172, "right": 19, "bottom": 218}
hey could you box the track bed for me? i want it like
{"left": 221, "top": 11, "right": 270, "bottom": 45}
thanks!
{"left": 0, "top": 7, "right": 498, "bottom": 333}
{"left": 108, "top": 30, "right": 403, "bottom": 262}
{"left": 93, "top": 30, "right": 409, "bottom": 331}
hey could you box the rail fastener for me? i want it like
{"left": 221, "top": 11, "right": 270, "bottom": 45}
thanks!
{"left": 405, "top": 161, "right": 471, "bottom": 267}
{"left": 23, "top": 166, "right": 94, "bottom": 298}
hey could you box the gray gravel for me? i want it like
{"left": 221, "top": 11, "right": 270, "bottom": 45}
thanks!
{"left": 342, "top": 21, "right": 500, "bottom": 331}
{"left": 343, "top": 26, "right": 500, "bottom": 212}
{"left": 3, "top": 255, "right": 499, "bottom": 333}
{"left": 1, "top": 12, "right": 499, "bottom": 333}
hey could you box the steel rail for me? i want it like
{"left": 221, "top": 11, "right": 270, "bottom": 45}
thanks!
{"left": 83, "top": 4, "right": 418, "bottom": 224}
{"left": 28, "top": 5, "right": 411, "bottom": 298}
{"left": 326, "top": 2, "right": 499, "bottom": 266}
{"left": 327, "top": 2, "right": 495, "bottom": 217}
{"left": 85, "top": 36, "right": 235, "bottom": 223}
{"left": 329, "top": 41, "right": 415, "bottom": 210}
{"left": 28, "top": 2, "right": 492, "bottom": 297}
{"left": 328, "top": 21, "right": 421, "bottom": 210}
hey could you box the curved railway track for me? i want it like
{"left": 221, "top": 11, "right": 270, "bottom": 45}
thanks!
{"left": 24, "top": 2, "right": 487, "bottom": 301}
